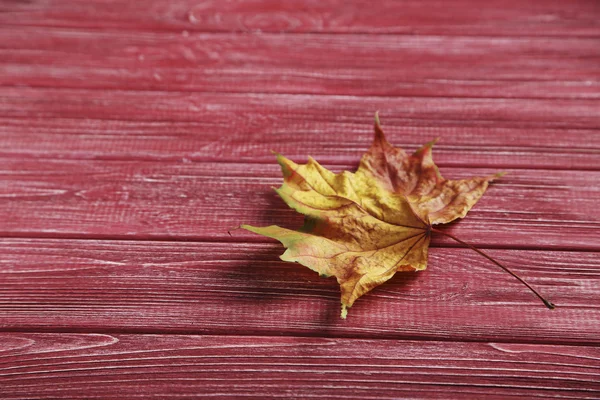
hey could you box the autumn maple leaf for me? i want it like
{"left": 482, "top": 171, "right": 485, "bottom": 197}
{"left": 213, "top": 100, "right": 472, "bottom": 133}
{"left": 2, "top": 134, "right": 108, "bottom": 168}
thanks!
{"left": 243, "top": 114, "right": 553, "bottom": 318}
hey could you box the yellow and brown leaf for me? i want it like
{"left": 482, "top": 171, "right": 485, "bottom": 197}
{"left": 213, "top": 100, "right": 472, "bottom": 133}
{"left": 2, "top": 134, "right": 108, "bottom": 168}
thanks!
{"left": 243, "top": 115, "right": 501, "bottom": 318}
{"left": 357, "top": 114, "right": 504, "bottom": 225}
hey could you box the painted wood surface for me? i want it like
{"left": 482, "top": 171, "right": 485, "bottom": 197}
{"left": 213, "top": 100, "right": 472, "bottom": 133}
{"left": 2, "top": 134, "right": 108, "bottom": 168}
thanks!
{"left": 1, "top": 0, "right": 599, "bottom": 36}
{"left": 1, "top": 334, "right": 599, "bottom": 399}
{"left": 1, "top": 239, "right": 598, "bottom": 343}
{"left": 2, "top": 117, "right": 599, "bottom": 169}
{"left": 1, "top": 160, "right": 599, "bottom": 249}
{"left": 2, "top": 28, "right": 599, "bottom": 99}
{"left": 2, "top": 89, "right": 599, "bottom": 129}
{"left": 1, "top": 0, "right": 599, "bottom": 398}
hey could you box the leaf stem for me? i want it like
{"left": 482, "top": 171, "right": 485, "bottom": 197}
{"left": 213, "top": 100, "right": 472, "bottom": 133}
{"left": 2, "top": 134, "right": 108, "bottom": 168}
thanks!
{"left": 430, "top": 228, "right": 555, "bottom": 310}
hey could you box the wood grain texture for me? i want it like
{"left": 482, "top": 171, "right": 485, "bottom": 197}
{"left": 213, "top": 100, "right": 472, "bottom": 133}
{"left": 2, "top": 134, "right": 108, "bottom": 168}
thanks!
{"left": 1, "top": 159, "right": 599, "bottom": 249}
{"left": 1, "top": 0, "right": 599, "bottom": 37}
{"left": 1, "top": 0, "right": 599, "bottom": 397}
{"left": 1, "top": 239, "right": 598, "bottom": 343}
{"left": 1, "top": 27, "right": 599, "bottom": 99}
{"left": 1, "top": 334, "right": 599, "bottom": 399}
{"left": 1, "top": 117, "right": 599, "bottom": 170}
{"left": 2, "top": 88, "right": 598, "bottom": 130}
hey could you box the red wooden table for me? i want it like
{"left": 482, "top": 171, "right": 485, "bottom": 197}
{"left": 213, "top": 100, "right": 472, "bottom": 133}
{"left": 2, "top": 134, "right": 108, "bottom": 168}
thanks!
{"left": 1, "top": 1, "right": 600, "bottom": 398}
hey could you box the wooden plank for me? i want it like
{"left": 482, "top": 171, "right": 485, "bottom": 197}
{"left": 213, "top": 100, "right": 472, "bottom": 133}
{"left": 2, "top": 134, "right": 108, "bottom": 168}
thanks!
{"left": 1, "top": 334, "right": 599, "bottom": 399}
{"left": 1, "top": 89, "right": 597, "bottom": 130}
{"left": 1, "top": 28, "right": 599, "bottom": 99}
{"left": 1, "top": 117, "right": 599, "bottom": 170}
{"left": 1, "top": 0, "right": 599, "bottom": 37}
{"left": 0, "top": 239, "right": 598, "bottom": 343}
{"left": 1, "top": 159, "right": 598, "bottom": 249}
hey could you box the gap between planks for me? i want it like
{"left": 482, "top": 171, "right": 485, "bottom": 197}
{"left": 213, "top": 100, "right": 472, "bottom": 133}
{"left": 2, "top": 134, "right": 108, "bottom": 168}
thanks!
{"left": 1, "top": 154, "right": 599, "bottom": 173}
{"left": 0, "top": 330, "right": 599, "bottom": 348}
{"left": 3, "top": 26, "right": 600, "bottom": 39}
{"left": 3, "top": 86, "right": 597, "bottom": 102}
{"left": 2, "top": 87, "right": 598, "bottom": 102}
{"left": 0, "top": 233, "right": 599, "bottom": 253}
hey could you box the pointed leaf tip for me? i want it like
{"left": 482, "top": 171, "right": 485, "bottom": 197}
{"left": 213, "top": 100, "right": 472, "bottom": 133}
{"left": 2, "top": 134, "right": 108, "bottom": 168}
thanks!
{"left": 373, "top": 111, "right": 386, "bottom": 141}
{"left": 420, "top": 137, "right": 439, "bottom": 151}
{"left": 341, "top": 304, "right": 348, "bottom": 319}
